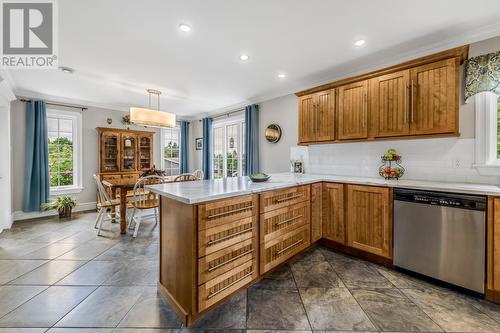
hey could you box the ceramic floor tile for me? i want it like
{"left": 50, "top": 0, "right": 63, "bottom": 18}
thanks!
{"left": 94, "top": 242, "right": 159, "bottom": 262}
{"left": 102, "top": 260, "right": 157, "bottom": 286}
{"left": 470, "top": 298, "right": 500, "bottom": 323}
{"left": 47, "top": 329, "right": 113, "bottom": 333}
{"left": 350, "top": 287, "right": 442, "bottom": 332}
{"left": 55, "top": 286, "right": 145, "bottom": 328}
{"left": 0, "top": 260, "right": 49, "bottom": 284}
{"left": 401, "top": 287, "right": 500, "bottom": 332}
{"left": 188, "top": 290, "right": 246, "bottom": 329}
{"left": 0, "top": 329, "right": 48, "bottom": 333}
{"left": 247, "top": 287, "right": 310, "bottom": 330}
{"left": 9, "top": 260, "right": 86, "bottom": 285}
{"left": 56, "top": 230, "right": 100, "bottom": 244}
{"left": 299, "top": 287, "right": 376, "bottom": 331}
{"left": 117, "top": 287, "right": 182, "bottom": 328}
{"left": 251, "top": 264, "right": 297, "bottom": 290}
{"left": 0, "top": 286, "right": 96, "bottom": 327}
{"left": 374, "top": 265, "right": 435, "bottom": 289}
{"left": 56, "top": 240, "right": 118, "bottom": 260}
{"left": 21, "top": 242, "right": 80, "bottom": 260}
{"left": 56, "top": 260, "right": 125, "bottom": 286}
{"left": 0, "top": 285, "right": 47, "bottom": 318}
{"left": 288, "top": 246, "right": 326, "bottom": 264}
{"left": 0, "top": 241, "right": 50, "bottom": 259}
{"left": 290, "top": 259, "right": 343, "bottom": 288}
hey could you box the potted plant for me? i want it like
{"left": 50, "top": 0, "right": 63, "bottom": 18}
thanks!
{"left": 41, "top": 196, "right": 77, "bottom": 219}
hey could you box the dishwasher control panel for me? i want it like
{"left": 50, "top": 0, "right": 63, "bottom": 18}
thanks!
{"left": 394, "top": 189, "right": 486, "bottom": 211}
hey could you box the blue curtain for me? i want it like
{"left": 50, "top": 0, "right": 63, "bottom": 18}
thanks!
{"left": 244, "top": 104, "right": 259, "bottom": 176}
{"left": 179, "top": 121, "right": 189, "bottom": 173}
{"left": 23, "top": 100, "right": 50, "bottom": 212}
{"left": 201, "top": 117, "right": 213, "bottom": 180}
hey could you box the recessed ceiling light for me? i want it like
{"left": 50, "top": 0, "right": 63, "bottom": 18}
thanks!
{"left": 178, "top": 23, "right": 191, "bottom": 32}
{"left": 239, "top": 54, "right": 249, "bottom": 61}
{"left": 59, "top": 66, "right": 74, "bottom": 74}
{"left": 354, "top": 39, "right": 366, "bottom": 47}
{"left": 277, "top": 73, "right": 286, "bottom": 79}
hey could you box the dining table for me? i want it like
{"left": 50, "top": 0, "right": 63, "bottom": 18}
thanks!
{"left": 101, "top": 175, "right": 175, "bottom": 234}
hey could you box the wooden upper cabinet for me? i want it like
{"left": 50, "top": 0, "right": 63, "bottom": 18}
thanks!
{"left": 298, "top": 94, "right": 315, "bottom": 143}
{"left": 314, "top": 89, "right": 335, "bottom": 142}
{"left": 298, "top": 89, "right": 335, "bottom": 143}
{"left": 370, "top": 70, "right": 410, "bottom": 137}
{"left": 322, "top": 183, "right": 345, "bottom": 244}
{"left": 346, "top": 185, "right": 392, "bottom": 258}
{"left": 409, "top": 58, "right": 458, "bottom": 135}
{"left": 337, "top": 80, "right": 368, "bottom": 140}
{"left": 487, "top": 197, "right": 500, "bottom": 299}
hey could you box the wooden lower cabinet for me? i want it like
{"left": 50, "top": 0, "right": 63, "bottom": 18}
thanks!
{"left": 487, "top": 197, "right": 500, "bottom": 302}
{"left": 346, "top": 185, "right": 392, "bottom": 259}
{"left": 311, "top": 183, "right": 322, "bottom": 242}
{"left": 322, "top": 183, "right": 346, "bottom": 244}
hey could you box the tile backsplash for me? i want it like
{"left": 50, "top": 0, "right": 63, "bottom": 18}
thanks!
{"left": 303, "top": 137, "right": 500, "bottom": 185}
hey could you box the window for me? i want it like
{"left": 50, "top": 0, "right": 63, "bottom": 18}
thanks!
{"left": 212, "top": 115, "right": 245, "bottom": 179}
{"left": 473, "top": 92, "right": 500, "bottom": 175}
{"left": 161, "top": 126, "right": 181, "bottom": 176}
{"left": 47, "top": 109, "right": 82, "bottom": 194}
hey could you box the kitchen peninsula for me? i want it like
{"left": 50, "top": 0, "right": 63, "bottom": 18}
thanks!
{"left": 147, "top": 173, "right": 500, "bottom": 325}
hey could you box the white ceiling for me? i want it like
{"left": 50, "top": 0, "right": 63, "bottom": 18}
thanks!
{"left": 5, "top": 0, "right": 500, "bottom": 117}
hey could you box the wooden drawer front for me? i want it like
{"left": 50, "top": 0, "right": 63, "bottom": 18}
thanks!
{"left": 260, "top": 185, "right": 310, "bottom": 213}
{"left": 122, "top": 173, "right": 140, "bottom": 181}
{"left": 198, "top": 258, "right": 257, "bottom": 312}
{"left": 101, "top": 174, "right": 121, "bottom": 182}
{"left": 198, "top": 195, "right": 257, "bottom": 231}
{"left": 261, "top": 225, "right": 310, "bottom": 273}
{"left": 198, "top": 216, "right": 256, "bottom": 257}
{"left": 198, "top": 238, "right": 257, "bottom": 285}
{"left": 261, "top": 201, "right": 310, "bottom": 243}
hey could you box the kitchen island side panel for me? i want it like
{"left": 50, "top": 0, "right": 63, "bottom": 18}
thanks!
{"left": 158, "top": 196, "right": 197, "bottom": 324}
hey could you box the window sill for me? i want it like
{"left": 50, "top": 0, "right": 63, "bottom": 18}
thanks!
{"left": 473, "top": 164, "right": 500, "bottom": 176}
{"left": 50, "top": 186, "right": 84, "bottom": 196}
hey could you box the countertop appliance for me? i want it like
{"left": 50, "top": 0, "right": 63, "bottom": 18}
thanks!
{"left": 394, "top": 188, "right": 486, "bottom": 293}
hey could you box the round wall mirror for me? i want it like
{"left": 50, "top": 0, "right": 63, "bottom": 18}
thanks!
{"left": 265, "top": 124, "right": 282, "bottom": 143}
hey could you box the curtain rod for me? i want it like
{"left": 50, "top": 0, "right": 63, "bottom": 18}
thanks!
{"left": 18, "top": 98, "right": 88, "bottom": 111}
{"left": 200, "top": 108, "right": 244, "bottom": 121}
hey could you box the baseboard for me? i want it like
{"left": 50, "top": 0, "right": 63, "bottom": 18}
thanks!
{"left": 12, "top": 201, "right": 97, "bottom": 222}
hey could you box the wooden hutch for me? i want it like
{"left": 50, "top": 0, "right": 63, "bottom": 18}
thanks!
{"left": 97, "top": 127, "right": 155, "bottom": 184}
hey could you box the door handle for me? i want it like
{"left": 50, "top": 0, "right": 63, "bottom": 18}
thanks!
{"left": 410, "top": 80, "right": 415, "bottom": 123}
{"left": 404, "top": 83, "right": 408, "bottom": 124}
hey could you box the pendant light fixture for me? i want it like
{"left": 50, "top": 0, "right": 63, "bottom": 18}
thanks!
{"left": 130, "top": 89, "right": 176, "bottom": 128}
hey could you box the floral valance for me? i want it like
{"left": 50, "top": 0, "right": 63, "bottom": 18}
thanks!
{"left": 465, "top": 51, "right": 500, "bottom": 102}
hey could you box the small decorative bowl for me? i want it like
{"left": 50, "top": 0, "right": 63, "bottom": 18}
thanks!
{"left": 249, "top": 173, "right": 271, "bottom": 182}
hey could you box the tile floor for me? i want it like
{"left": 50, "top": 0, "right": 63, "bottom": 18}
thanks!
{"left": 1, "top": 212, "right": 500, "bottom": 333}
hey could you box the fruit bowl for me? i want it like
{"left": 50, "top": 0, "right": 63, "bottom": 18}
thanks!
{"left": 379, "top": 148, "right": 405, "bottom": 180}
{"left": 249, "top": 173, "right": 271, "bottom": 182}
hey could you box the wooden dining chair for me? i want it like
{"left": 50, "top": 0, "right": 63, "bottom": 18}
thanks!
{"left": 93, "top": 174, "right": 121, "bottom": 236}
{"left": 173, "top": 173, "right": 198, "bottom": 182}
{"left": 128, "top": 175, "right": 164, "bottom": 238}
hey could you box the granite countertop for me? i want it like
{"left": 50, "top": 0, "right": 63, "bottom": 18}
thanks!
{"left": 146, "top": 172, "right": 500, "bottom": 204}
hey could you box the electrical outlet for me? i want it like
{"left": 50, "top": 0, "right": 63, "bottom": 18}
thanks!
{"left": 454, "top": 159, "right": 461, "bottom": 168}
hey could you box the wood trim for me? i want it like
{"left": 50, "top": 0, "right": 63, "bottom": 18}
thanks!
{"left": 295, "top": 45, "right": 469, "bottom": 96}
{"left": 96, "top": 127, "right": 155, "bottom": 134}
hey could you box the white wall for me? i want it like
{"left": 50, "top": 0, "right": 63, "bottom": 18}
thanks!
{"left": 189, "top": 120, "right": 203, "bottom": 172}
{"left": 10, "top": 100, "right": 162, "bottom": 216}
{"left": 0, "top": 105, "right": 12, "bottom": 229}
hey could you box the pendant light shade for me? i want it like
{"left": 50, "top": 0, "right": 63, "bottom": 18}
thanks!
{"left": 130, "top": 89, "right": 176, "bottom": 128}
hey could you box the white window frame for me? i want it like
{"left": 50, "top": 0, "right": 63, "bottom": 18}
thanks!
{"left": 160, "top": 125, "right": 181, "bottom": 176}
{"left": 47, "top": 109, "right": 83, "bottom": 195}
{"left": 473, "top": 92, "right": 500, "bottom": 175}
{"left": 212, "top": 114, "right": 245, "bottom": 179}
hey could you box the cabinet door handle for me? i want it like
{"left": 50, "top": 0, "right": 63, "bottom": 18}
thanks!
{"left": 207, "top": 205, "right": 254, "bottom": 219}
{"left": 207, "top": 248, "right": 254, "bottom": 272}
{"left": 275, "top": 193, "right": 303, "bottom": 203}
{"left": 207, "top": 227, "right": 253, "bottom": 246}
{"left": 275, "top": 214, "right": 303, "bottom": 227}
{"left": 404, "top": 83, "right": 408, "bottom": 124}
{"left": 276, "top": 239, "right": 303, "bottom": 255}
{"left": 207, "top": 270, "right": 253, "bottom": 299}
{"left": 362, "top": 93, "right": 367, "bottom": 129}
{"left": 410, "top": 80, "right": 415, "bottom": 123}
{"left": 383, "top": 202, "right": 387, "bottom": 245}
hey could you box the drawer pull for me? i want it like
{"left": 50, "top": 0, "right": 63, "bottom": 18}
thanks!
{"left": 207, "top": 227, "right": 253, "bottom": 246}
{"left": 275, "top": 214, "right": 303, "bottom": 227}
{"left": 275, "top": 194, "right": 303, "bottom": 203}
{"left": 207, "top": 205, "right": 254, "bottom": 219}
{"left": 207, "top": 270, "right": 253, "bottom": 299}
{"left": 276, "top": 239, "right": 303, "bottom": 255}
{"left": 207, "top": 249, "right": 254, "bottom": 272}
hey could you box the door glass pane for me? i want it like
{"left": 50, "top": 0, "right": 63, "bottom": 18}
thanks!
{"left": 122, "top": 135, "right": 136, "bottom": 170}
{"left": 103, "top": 134, "right": 119, "bottom": 172}
{"left": 213, "top": 127, "right": 224, "bottom": 179}
{"left": 226, "top": 124, "right": 239, "bottom": 178}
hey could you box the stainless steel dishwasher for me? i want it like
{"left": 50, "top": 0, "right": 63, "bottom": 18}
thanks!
{"left": 393, "top": 188, "right": 486, "bottom": 293}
